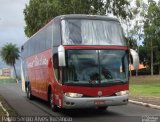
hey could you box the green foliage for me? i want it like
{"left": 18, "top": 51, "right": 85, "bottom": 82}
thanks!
{"left": 126, "top": 37, "right": 138, "bottom": 49}
{"left": 107, "top": 0, "right": 132, "bottom": 19}
{"left": 0, "top": 78, "right": 16, "bottom": 84}
{"left": 130, "top": 84, "right": 160, "bottom": 96}
{"left": 24, "top": 0, "right": 132, "bottom": 37}
{"left": 0, "top": 43, "right": 20, "bottom": 66}
{"left": 24, "top": 0, "right": 59, "bottom": 37}
{"left": 128, "top": 0, "right": 146, "bottom": 45}
{"left": 138, "top": 45, "right": 149, "bottom": 65}
{"left": 130, "top": 75, "right": 160, "bottom": 96}
{"left": 132, "top": 8, "right": 139, "bottom": 15}
{"left": 0, "top": 43, "right": 20, "bottom": 78}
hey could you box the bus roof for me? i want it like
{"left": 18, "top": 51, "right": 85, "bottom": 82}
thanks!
{"left": 55, "top": 14, "right": 119, "bottom": 22}
{"left": 22, "top": 14, "right": 119, "bottom": 47}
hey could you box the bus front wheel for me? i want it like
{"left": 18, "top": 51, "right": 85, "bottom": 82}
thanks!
{"left": 26, "top": 85, "right": 34, "bottom": 100}
{"left": 98, "top": 106, "right": 108, "bottom": 111}
{"left": 49, "top": 92, "right": 58, "bottom": 112}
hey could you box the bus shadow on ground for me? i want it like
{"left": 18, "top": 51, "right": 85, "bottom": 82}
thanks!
{"left": 28, "top": 96, "right": 123, "bottom": 117}
{"left": 59, "top": 108, "right": 122, "bottom": 117}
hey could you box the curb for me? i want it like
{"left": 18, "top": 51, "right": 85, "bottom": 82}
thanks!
{"left": 0, "top": 101, "right": 11, "bottom": 122}
{"left": 129, "top": 100, "right": 160, "bottom": 110}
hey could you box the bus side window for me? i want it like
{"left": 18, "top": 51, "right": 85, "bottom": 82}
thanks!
{"left": 53, "top": 53, "right": 60, "bottom": 81}
{"left": 46, "top": 24, "right": 52, "bottom": 49}
{"left": 52, "top": 21, "right": 61, "bottom": 47}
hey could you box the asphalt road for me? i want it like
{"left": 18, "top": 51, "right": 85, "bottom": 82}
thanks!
{"left": 0, "top": 83, "right": 160, "bottom": 122}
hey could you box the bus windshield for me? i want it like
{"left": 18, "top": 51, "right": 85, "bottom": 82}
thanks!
{"left": 61, "top": 19, "right": 126, "bottom": 46}
{"left": 63, "top": 50, "right": 129, "bottom": 86}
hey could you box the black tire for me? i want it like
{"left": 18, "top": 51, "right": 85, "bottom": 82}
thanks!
{"left": 49, "top": 91, "right": 58, "bottom": 112}
{"left": 26, "top": 85, "right": 34, "bottom": 100}
{"left": 98, "top": 106, "right": 108, "bottom": 111}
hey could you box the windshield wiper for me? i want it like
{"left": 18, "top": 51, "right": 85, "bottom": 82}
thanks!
{"left": 114, "top": 79, "right": 127, "bottom": 83}
{"left": 102, "top": 79, "right": 127, "bottom": 84}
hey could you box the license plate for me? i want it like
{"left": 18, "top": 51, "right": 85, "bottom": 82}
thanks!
{"left": 95, "top": 100, "right": 105, "bottom": 105}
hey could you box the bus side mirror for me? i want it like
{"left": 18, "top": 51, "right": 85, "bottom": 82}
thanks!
{"left": 130, "top": 49, "right": 139, "bottom": 70}
{"left": 58, "top": 45, "right": 66, "bottom": 66}
{"left": 21, "top": 45, "right": 24, "bottom": 52}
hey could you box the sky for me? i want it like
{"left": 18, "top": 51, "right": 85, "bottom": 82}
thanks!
{"left": 0, "top": 0, "right": 29, "bottom": 47}
{"left": 0, "top": 0, "right": 29, "bottom": 71}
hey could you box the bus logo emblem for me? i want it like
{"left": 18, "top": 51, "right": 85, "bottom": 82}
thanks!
{"left": 98, "top": 91, "right": 102, "bottom": 96}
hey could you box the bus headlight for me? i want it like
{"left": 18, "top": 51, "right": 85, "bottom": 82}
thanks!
{"left": 115, "top": 90, "right": 129, "bottom": 96}
{"left": 64, "top": 92, "right": 83, "bottom": 98}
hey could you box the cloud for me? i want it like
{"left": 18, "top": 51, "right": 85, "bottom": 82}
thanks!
{"left": 0, "top": 0, "right": 29, "bottom": 46}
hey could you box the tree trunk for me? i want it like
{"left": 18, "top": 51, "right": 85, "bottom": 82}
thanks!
{"left": 136, "top": 69, "right": 138, "bottom": 76}
{"left": 159, "top": 64, "right": 160, "bottom": 75}
{"left": 13, "top": 64, "right": 18, "bottom": 83}
{"left": 151, "top": 40, "right": 153, "bottom": 75}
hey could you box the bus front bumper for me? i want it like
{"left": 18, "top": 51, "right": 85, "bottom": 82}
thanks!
{"left": 63, "top": 95, "right": 128, "bottom": 109}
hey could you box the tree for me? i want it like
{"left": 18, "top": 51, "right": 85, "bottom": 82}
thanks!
{"left": 126, "top": 37, "right": 138, "bottom": 49}
{"left": 144, "top": 0, "right": 160, "bottom": 75}
{"left": 124, "top": 0, "right": 146, "bottom": 76}
{"left": 24, "top": 0, "right": 132, "bottom": 37}
{"left": 138, "top": 45, "right": 149, "bottom": 65}
{"left": 106, "top": 0, "right": 132, "bottom": 21}
{"left": 128, "top": 0, "right": 148, "bottom": 47}
{"left": 0, "top": 43, "right": 20, "bottom": 81}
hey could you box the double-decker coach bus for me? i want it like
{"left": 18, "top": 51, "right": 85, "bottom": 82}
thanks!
{"left": 21, "top": 14, "right": 139, "bottom": 111}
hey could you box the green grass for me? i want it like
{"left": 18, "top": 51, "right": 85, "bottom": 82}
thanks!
{"left": 0, "top": 78, "right": 16, "bottom": 84}
{"left": 129, "top": 75, "right": 160, "bottom": 97}
{"left": 130, "top": 83, "right": 160, "bottom": 97}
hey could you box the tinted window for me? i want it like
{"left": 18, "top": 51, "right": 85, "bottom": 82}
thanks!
{"left": 64, "top": 50, "right": 128, "bottom": 85}
{"left": 53, "top": 53, "right": 59, "bottom": 80}
{"left": 53, "top": 22, "right": 61, "bottom": 46}
{"left": 39, "top": 30, "right": 46, "bottom": 52}
{"left": 29, "top": 38, "right": 35, "bottom": 56}
{"left": 23, "top": 23, "right": 54, "bottom": 57}
{"left": 34, "top": 34, "right": 40, "bottom": 54}
{"left": 62, "top": 19, "right": 126, "bottom": 46}
{"left": 46, "top": 25, "right": 52, "bottom": 49}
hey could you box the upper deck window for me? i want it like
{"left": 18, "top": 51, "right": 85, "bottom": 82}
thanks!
{"left": 61, "top": 19, "right": 126, "bottom": 46}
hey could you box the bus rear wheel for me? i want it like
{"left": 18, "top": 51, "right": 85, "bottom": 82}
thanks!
{"left": 49, "top": 92, "right": 58, "bottom": 112}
